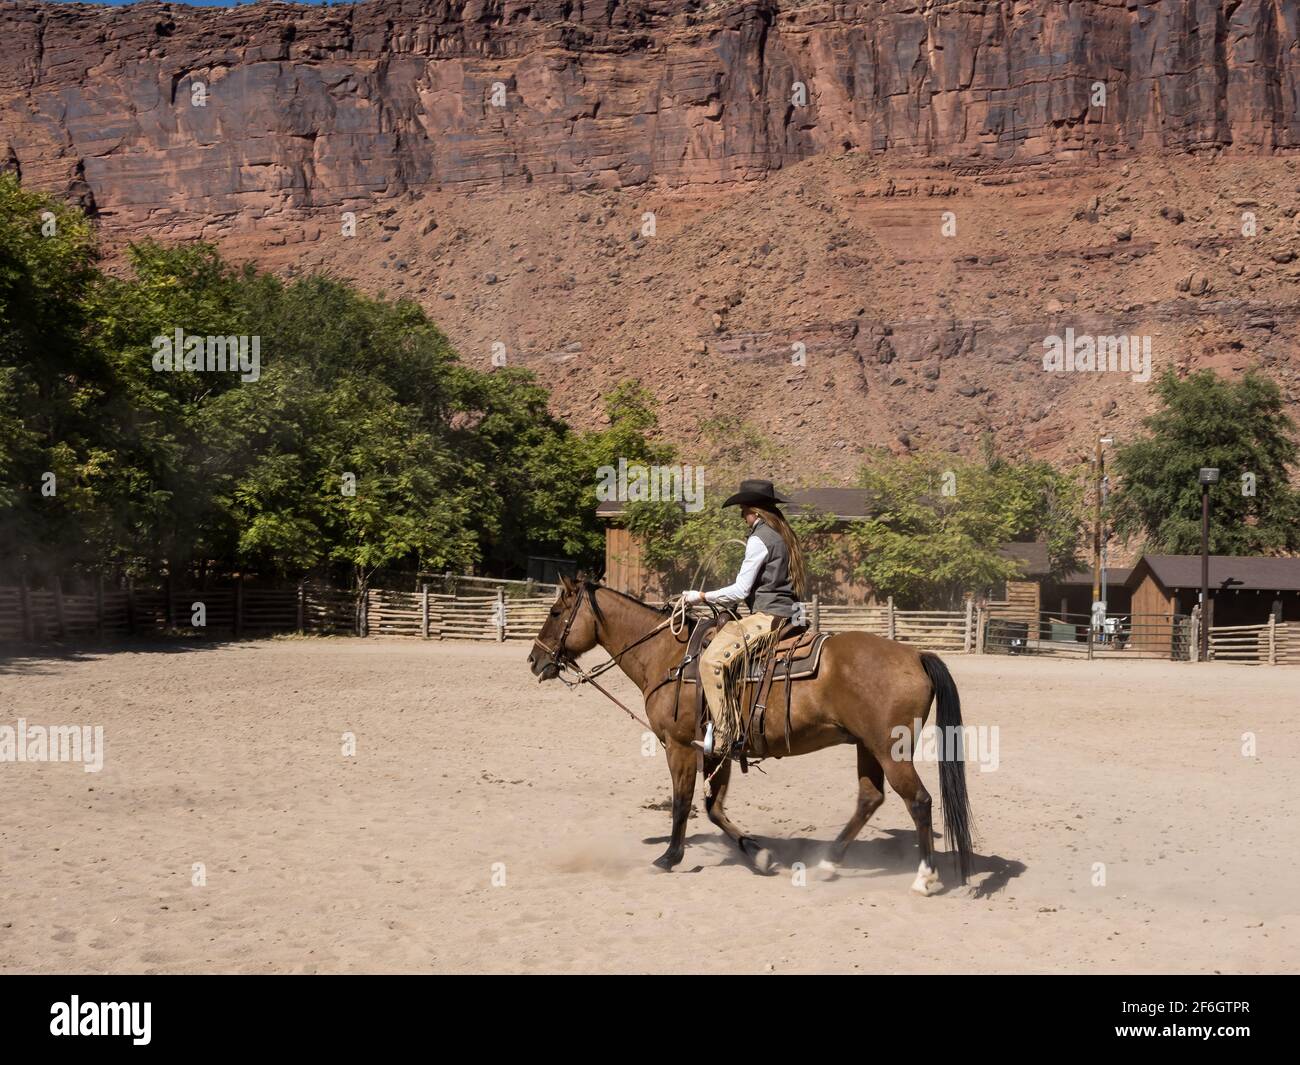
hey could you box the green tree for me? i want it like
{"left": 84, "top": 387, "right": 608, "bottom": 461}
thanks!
{"left": 89, "top": 241, "right": 265, "bottom": 578}
{"left": 451, "top": 366, "right": 601, "bottom": 576}
{"left": 0, "top": 174, "right": 112, "bottom": 577}
{"left": 1110, "top": 369, "right": 1300, "bottom": 553}
{"left": 219, "top": 271, "right": 479, "bottom": 586}
{"left": 0, "top": 178, "right": 624, "bottom": 586}
{"left": 570, "top": 380, "right": 677, "bottom": 576}
{"left": 849, "top": 452, "right": 1083, "bottom": 607}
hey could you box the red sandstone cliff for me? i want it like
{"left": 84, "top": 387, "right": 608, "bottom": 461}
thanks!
{"left": 2, "top": 1, "right": 1300, "bottom": 478}
{"left": 4, "top": 0, "right": 1299, "bottom": 224}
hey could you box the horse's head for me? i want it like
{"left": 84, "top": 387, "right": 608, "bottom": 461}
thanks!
{"left": 527, "top": 575, "right": 602, "bottom": 681}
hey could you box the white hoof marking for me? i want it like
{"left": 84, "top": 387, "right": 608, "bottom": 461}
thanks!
{"left": 816, "top": 859, "right": 838, "bottom": 881}
{"left": 910, "top": 860, "right": 940, "bottom": 896}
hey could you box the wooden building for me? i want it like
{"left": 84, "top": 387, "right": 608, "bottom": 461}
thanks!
{"left": 982, "top": 548, "right": 1299, "bottom": 654}
{"left": 989, "top": 542, "right": 1048, "bottom": 625}
{"left": 1046, "top": 567, "right": 1133, "bottom": 617}
{"left": 602, "top": 519, "right": 658, "bottom": 598}
{"left": 1126, "top": 555, "right": 1300, "bottom": 629}
{"left": 992, "top": 543, "right": 1136, "bottom": 617}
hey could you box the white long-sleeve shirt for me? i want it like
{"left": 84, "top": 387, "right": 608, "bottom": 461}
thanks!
{"left": 702, "top": 531, "right": 769, "bottom": 607}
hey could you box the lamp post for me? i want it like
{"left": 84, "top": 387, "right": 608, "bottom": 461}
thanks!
{"left": 1092, "top": 436, "right": 1115, "bottom": 636}
{"left": 1198, "top": 467, "right": 1219, "bottom": 660}
{"left": 1100, "top": 471, "right": 1110, "bottom": 629}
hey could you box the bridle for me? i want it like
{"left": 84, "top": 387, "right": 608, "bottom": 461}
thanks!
{"left": 532, "top": 580, "right": 690, "bottom": 738}
{"left": 531, "top": 580, "right": 592, "bottom": 682}
{"left": 534, "top": 579, "right": 682, "bottom": 685}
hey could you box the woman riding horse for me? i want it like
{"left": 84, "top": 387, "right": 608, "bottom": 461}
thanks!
{"left": 681, "top": 479, "right": 807, "bottom": 760}
{"left": 527, "top": 482, "right": 975, "bottom": 893}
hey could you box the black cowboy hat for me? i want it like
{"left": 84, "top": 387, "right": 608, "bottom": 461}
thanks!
{"left": 721, "top": 479, "right": 792, "bottom": 509}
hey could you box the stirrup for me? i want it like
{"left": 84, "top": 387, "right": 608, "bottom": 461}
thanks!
{"left": 690, "top": 723, "right": 716, "bottom": 757}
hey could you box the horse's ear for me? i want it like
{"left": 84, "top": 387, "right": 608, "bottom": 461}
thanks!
{"left": 559, "top": 574, "right": 576, "bottom": 594}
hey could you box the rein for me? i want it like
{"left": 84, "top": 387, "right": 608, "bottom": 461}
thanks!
{"left": 577, "top": 676, "right": 658, "bottom": 736}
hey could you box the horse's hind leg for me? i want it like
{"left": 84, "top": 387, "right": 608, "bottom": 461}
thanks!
{"left": 819, "top": 743, "right": 886, "bottom": 879}
{"left": 880, "top": 756, "right": 939, "bottom": 896}
{"left": 702, "top": 756, "right": 774, "bottom": 874}
{"left": 653, "top": 740, "right": 697, "bottom": 871}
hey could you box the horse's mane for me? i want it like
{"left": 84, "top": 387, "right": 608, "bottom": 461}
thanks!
{"left": 583, "top": 582, "right": 674, "bottom": 619}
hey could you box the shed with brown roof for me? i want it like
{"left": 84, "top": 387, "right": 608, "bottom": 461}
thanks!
{"left": 1125, "top": 554, "right": 1300, "bottom": 630}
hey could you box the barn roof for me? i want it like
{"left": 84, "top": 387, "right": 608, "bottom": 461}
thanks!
{"left": 1130, "top": 555, "right": 1300, "bottom": 592}
{"left": 997, "top": 541, "right": 1052, "bottom": 577}
{"left": 992, "top": 544, "right": 1132, "bottom": 584}
{"left": 1053, "top": 567, "right": 1134, "bottom": 587}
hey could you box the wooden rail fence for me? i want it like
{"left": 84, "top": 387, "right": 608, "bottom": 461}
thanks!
{"left": 817, "top": 600, "right": 969, "bottom": 652}
{"left": 362, "top": 589, "right": 551, "bottom": 641}
{"left": 1207, "top": 618, "right": 1293, "bottom": 664}
{"left": 1, "top": 582, "right": 1294, "bottom": 664}
{"left": 0, "top": 581, "right": 355, "bottom": 641}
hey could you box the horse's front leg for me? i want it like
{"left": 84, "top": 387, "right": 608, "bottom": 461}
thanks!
{"left": 653, "top": 739, "right": 697, "bottom": 871}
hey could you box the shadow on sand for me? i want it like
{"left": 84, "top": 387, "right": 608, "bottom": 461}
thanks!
{"left": 0, "top": 636, "right": 297, "bottom": 676}
{"left": 642, "top": 825, "right": 1026, "bottom": 897}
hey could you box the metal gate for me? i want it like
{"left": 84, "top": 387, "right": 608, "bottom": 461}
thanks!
{"left": 982, "top": 611, "right": 1193, "bottom": 661}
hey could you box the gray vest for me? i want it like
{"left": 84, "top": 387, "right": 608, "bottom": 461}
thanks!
{"left": 746, "top": 520, "right": 798, "bottom": 618}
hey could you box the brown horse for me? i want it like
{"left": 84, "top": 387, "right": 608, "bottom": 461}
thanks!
{"left": 528, "top": 577, "right": 974, "bottom": 894}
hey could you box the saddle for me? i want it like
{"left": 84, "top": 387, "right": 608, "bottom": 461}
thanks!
{"left": 671, "top": 615, "right": 832, "bottom": 766}
{"left": 675, "top": 620, "right": 830, "bottom": 685}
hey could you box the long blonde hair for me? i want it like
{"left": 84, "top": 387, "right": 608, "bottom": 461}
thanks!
{"left": 750, "top": 505, "right": 807, "bottom": 599}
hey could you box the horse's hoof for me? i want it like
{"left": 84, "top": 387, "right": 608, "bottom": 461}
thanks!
{"left": 750, "top": 847, "right": 775, "bottom": 875}
{"left": 815, "top": 859, "right": 839, "bottom": 882}
{"left": 910, "top": 860, "right": 940, "bottom": 896}
{"left": 652, "top": 851, "right": 682, "bottom": 872}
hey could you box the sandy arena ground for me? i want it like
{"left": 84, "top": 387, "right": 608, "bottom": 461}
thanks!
{"left": 0, "top": 638, "right": 1296, "bottom": 974}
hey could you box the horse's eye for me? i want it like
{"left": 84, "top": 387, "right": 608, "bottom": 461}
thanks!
{"left": 549, "top": 609, "right": 560, "bottom": 617}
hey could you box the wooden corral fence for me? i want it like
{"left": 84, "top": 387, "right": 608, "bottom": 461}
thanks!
{"left": 0, "top": 580, "right": 554, "bottom": 644}
{"left": 817, "top": 598, "right": 970, "bottom": 653}
{"left": 361, "top": 588, "right": 553, "bottom": 642}
{"left": 1207, "top": 618, "right": 1294, "bottom": 664}
{"left": 0, "top": 580, "right": 356, "bottom": 641}
{"left": 357, "top": 593, "right": 973, "bottom": 650}
{"left": 2, "top": 581, "right": 1294, "bottom": 665}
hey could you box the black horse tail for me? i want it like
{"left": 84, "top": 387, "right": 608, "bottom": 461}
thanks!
{"left": 920, "top": 652, "right": 974, "bottom": 884}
